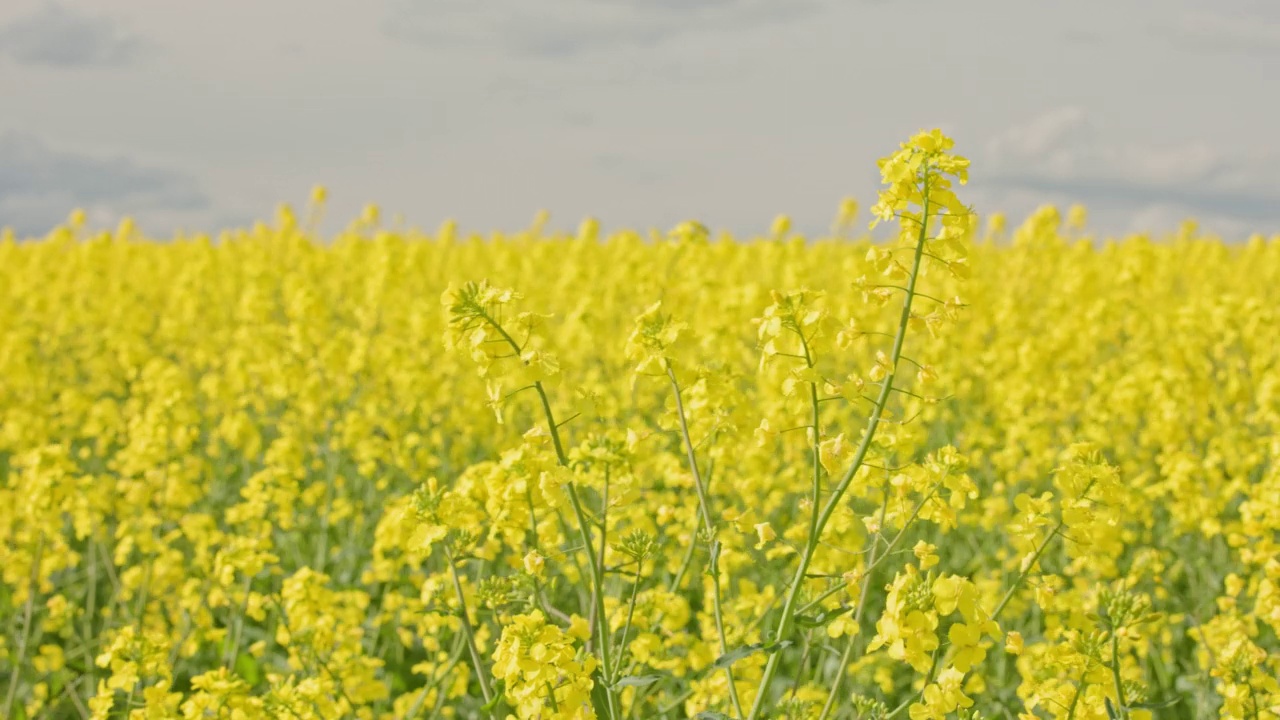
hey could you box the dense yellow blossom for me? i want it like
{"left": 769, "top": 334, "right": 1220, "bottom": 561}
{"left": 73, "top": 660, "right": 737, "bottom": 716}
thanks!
{"left": 3, "top": 130, "right": 1280, "bottom": 720}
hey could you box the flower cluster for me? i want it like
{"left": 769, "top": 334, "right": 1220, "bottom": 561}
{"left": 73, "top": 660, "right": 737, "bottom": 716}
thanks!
{"left": 492, "top": 611, "right": 598, "bottom": 719}
{"left": 3, "top": 130, "right": 1280, "bottom": 720}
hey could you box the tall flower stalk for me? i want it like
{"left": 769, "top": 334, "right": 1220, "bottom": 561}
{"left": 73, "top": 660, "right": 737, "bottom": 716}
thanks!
{"left": 443, "top": 283, "right": 623, "bottom": 719}
{"left": 746, "top": 130, "right": 974, "bottom": 718}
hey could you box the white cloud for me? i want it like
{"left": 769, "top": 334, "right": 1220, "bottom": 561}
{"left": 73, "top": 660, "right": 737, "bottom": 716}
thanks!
{"left": 976, "top": 107, "right": 1280, "bottom": 235}
{"left": 0, "top": 0, "right": 1277, "bottom": 239}
{"left": 0, "top": 131, "right": 209, "bottom": 236}
{"left": 0, "top": 4, "right": 144, "bottom": 67}
{"left": 985, "top": 107, "right": 1223, "bottom": 186}
{"left": 986, "top": 106, "right": 1089, "bottom": 161}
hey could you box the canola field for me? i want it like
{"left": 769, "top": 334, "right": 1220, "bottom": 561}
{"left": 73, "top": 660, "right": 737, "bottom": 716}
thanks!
{"left": 3, "top": 132, "right": 1280, "bottom": 720}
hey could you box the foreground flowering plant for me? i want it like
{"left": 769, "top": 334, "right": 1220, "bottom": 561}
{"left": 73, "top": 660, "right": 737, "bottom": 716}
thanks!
{"left": 3, "top": 130, "right": 1280, "bottom": 720}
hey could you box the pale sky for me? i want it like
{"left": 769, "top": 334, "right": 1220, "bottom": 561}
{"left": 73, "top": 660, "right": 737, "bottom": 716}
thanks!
{"left": 1, "top": 0, "right": 1278, "bottom": 238}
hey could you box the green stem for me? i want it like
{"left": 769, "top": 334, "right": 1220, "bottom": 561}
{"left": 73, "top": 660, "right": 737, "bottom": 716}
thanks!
{"left": 444, "top": 551, "right": 496, "bottom": 717}
{"left": 269, "top": 596, "right": 362, "bottom": 713}
{"left": 546, "top": 681, "right": 562, "bottom": 713}
{"left": 746, "top": 190, "right": 932, "bottom": 720}
{"left": 819, "top": 636, "right": 859, "bottom": 720}
{"left": 83, "top": 537, "right": 98, "bottom": 700}
{"left": 885, "top": 647, "right": 943, "bottom": 718}
{"left": 524, "top": 485, "right": 540, "bottom": 551}
{"left": 480, "top": 307, "right": 620, "bottom": 719}
{"left": 990, "top": 523, "right": 1062, "bottom": 623}
{"left": 594, "top": 467, "right": 611, "bottom": 650}
{"left": 666, "top": 365, "right": 745, "bottom": 718}
{"left": 612, "top": 565, "right": 644, "bottom": 684}
{"left": 1110, "top": 632, "right": 1128, "bottom": 719}
{"left": 400, "top": 636, "right": 466, "bottom": 720}
{"left": 564, "top": 481, "right": 617, "bottom": 716}
{"left": 817, "top": 477, "right": 895, "bottom": 720}
{"left": 796, "top": 487, "right": 934, "bottom": 619}
{"left": 990, "top": 478, "right": 1096, "bottom": 624}
{"left": 532, "top": 381, "right": 569, "bottom": 465}
{"left": 1065, "top": 674, "right": 1087, "bottom": 720}
{"left": 224, "top": 574, "right": 255, "bottom": 667}
{"left": 666, "top": 367, "right": 717, "bottom": 532}
{"left": 668, "top": 525, "right": 699, "bottom": 592}
{"left": 799, "top": 332, "right": 822, "bottom": 561}
{"left": 2, "top": 538, "right": 44, "bottom": 717}
{"left": 668, "top": 459, "right": 715, "bottom": 593}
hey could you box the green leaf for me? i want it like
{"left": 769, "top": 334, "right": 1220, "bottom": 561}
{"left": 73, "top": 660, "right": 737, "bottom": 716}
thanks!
{"left": 695, "top": 713, "right": 732, "bottom": 720}
{"left": 1131, "top": 696, "right": 1181, "bottom": 710}
{"left": 794, "top": 613, "right": 825, "bottom": 627}
{"left": 614, "top": 674, "right": 663, "bottom": 689}
{"left": 590, "top": 672, "right": 613, "bottom": 717}
{"left": 711, "top": 642, "right": 765, "bottom": 670}
{"left": 818, "top": 643, "right": 845, "bottom": 658}
{"left": 481, "top": 678, "right": 505, "bottom": 712}
{"left": 1104, "top": 697, "right": 1120, "bottom": 719}
{"left": 234, "top": 652, "right": 261, "bottom": 686}
{"left": 763, "top": 639, "right": 796, "bottom": 654}
{"left": 794, "top": 610, "right": 835, "bottom": 628}
{"left": 710, "top": 639, "right": 795, "bottom": 672}
{"left": 711, "top": 640, "right": 757, "bottom": 671}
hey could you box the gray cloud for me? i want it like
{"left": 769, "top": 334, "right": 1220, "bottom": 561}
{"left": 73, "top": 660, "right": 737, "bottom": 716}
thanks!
{"left": 0, "top": 132, "right": 209, "bottom": 236}
{"left": 0, "top": 0, "right": 1276, "bottom": 239}
{"left": 0, "top": 4, "right": 144, "bottom": 67}
{"left": 384, "top": 0, "right": 821, "bottom": 58}
{"left": 976, "top": 107, "right": 1280, "bottom": 234}
{"left": 985, "top": 174, "right": 1280, "bottom": 223}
